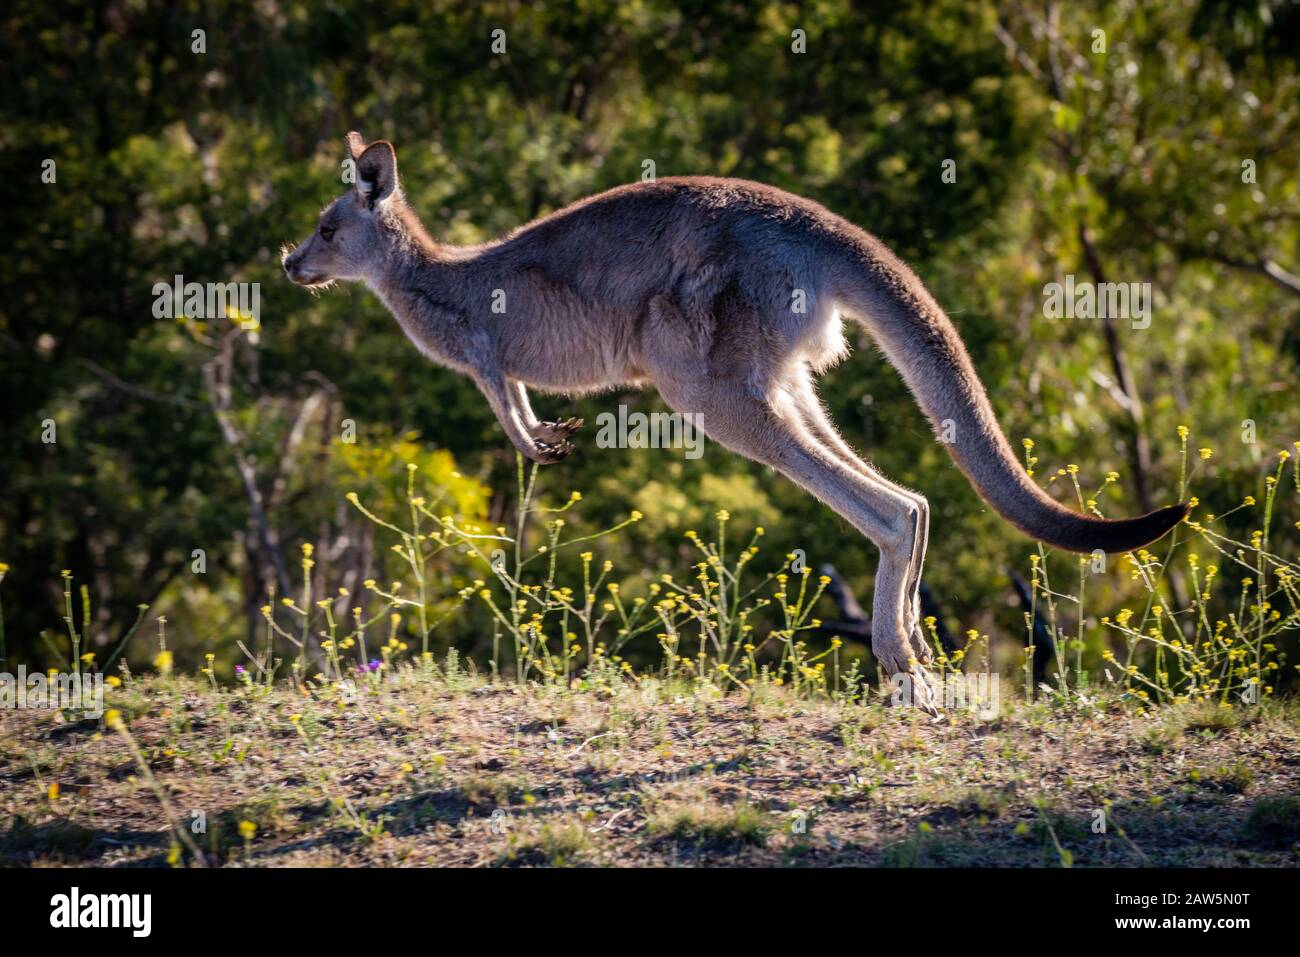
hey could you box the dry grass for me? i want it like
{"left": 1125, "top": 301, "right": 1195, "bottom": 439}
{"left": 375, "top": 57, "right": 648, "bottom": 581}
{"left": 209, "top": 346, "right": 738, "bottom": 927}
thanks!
{"left": 3, "top": 667, "right": 1299, "bottom": 867}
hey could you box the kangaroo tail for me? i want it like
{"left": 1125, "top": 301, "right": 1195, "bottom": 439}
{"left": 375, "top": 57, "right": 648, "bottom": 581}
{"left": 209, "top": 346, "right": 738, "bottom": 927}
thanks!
{"left": 834, "top": 241, "right": 1188, "bottom": 554}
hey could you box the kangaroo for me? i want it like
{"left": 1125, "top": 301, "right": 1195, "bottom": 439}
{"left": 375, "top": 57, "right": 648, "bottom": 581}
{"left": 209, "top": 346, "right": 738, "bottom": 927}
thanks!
{"left": 284, "top": 132, "right": 1188, "bottom": 711}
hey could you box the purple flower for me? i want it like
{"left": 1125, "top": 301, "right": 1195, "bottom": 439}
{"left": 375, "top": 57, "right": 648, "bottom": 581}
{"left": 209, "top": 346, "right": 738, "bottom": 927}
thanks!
{"left": 235, "top": 664, "right": 246, "bottom": 674}
{"left": 368, "top": 659, "right": 381, "bottom": 672}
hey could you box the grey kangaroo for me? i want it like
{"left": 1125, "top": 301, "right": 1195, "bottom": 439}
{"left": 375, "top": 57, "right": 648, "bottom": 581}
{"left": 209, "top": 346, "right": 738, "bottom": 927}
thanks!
{"left": 284, "top": 132, "right": 1188, "bottom": 710}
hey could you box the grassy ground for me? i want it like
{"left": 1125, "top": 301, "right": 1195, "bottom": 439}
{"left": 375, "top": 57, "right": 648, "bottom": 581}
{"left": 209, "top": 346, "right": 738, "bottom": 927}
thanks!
{"left": 4, "top": 664, "right": 1300, "bottom": 867}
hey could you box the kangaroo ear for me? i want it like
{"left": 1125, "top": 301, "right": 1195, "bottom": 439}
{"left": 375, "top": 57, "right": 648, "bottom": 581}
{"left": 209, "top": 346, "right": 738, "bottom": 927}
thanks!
{"left": 346, "top": 131, "right": 367, "bottom": 162}
{"left": 355, "top": 141, "right": 398, "bottom": 209}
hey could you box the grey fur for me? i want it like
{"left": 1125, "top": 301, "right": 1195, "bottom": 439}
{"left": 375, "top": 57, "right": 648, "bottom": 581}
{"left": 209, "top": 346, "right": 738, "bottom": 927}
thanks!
{"left": 284, "top": 133, "right": 1187, "bottom": 711}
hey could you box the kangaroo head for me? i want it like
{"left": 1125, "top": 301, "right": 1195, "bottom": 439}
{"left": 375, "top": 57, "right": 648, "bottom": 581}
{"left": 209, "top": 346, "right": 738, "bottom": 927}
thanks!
{"left": 284, "top": 132, "right": 401, "bottom": 287}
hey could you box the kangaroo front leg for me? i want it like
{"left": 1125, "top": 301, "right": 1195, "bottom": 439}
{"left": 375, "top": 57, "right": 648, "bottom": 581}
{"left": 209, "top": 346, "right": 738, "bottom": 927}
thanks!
{"left": 508, "top": 379, "right": 584, "bottom": 446}
{"left": 475, "top": 372, "right": 572, "bottom": 464}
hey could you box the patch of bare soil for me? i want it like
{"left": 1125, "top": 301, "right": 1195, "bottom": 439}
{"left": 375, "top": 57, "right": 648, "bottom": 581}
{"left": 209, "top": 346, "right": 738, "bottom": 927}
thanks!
{"left": 3, "top": 672, "right": 1298, "bottom": 867}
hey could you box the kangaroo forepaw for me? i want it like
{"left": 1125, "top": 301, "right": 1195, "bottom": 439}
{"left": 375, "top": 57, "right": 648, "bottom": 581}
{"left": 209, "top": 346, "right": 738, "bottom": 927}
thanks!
{"left": 532, "top": 437, "right": 574, "bottom": 464}
{"left": 532, "top": 417, "right": 584, "bottom": 444}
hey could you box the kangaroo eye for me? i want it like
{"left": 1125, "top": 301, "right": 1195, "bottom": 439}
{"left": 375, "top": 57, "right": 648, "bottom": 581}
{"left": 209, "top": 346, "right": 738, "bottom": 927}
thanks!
{"left": 319, "top": 225, "right": 336, "bottom": 241}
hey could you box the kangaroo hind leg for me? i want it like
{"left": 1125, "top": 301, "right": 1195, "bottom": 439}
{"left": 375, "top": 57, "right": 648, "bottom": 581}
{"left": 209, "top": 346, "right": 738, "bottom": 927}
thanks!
{"left": 656, "top": 374, "right": 937, "bottom": 712}
{"left": 785, "top": 370, "right": 933, "bottom": 665}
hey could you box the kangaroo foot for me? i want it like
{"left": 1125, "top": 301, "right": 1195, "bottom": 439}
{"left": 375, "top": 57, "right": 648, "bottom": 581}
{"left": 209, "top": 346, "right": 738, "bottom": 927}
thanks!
{"left": 907, "top": 621, "right": 935, "bottom": 665}
{"left": 874, "top": 634, "right": 940, "bottom": 716}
